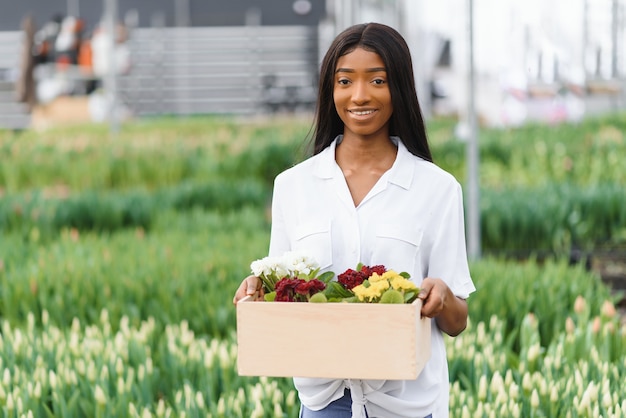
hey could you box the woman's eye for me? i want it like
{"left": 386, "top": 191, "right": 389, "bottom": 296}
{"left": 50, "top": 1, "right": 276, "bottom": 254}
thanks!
{"left": 337, "top": 79, "right": 350, "bottom": 85}
{"left": 372, "top": 79, "right": 386, "bottom": 85}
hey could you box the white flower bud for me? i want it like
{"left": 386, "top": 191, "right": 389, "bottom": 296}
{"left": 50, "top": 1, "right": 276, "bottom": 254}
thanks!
{"left": 531, "top": 389, "right": 540, "bottom": 408}
{"left": 527, "top": 343, "right": 541, "bottom": 363}
{"left": 116, "top": 357, "right": 124, "bottom": 375}
{"left": 522, "top": 372, "right": 532, "bottom": 393}
{"left": 156, "top": 399, "right": 165, "bottom": 417}
{"left": 48, "top": 371, "right": 57, "bottom": 389}
{"left": 195, "top": 392, "right": 205, "bottom": 409}
{"left": 478, "top": 375, "right": 488, "bottom": 401}
{"left": 117, "top": 377, "right": 125, "bottom": 395}
{"left": 94, "top": 385, "right": 107, "bottom": 405}
{"left": 461, "top": 405, "right": 470, "bottom": 418}
{"left": 33, "top": 382, "right": 42, "bottom": 399}
{"left": 274, "top": 403, "right": 284, "bottom": 417}
{"left": 217, "top": 397, "right": 225, "bottom": 415}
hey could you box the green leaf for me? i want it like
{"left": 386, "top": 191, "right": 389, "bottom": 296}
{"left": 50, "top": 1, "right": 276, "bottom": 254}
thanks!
{"left": 404, "top": 291, "right": 418, "bottom": 303}
{"left": 66, "top": 389, "right": 81, "bottom": 414}
{"left": 317, "top": 271, "right": 335, "bottom": 284}
{"left": 264, "top": 291, "right": 276, "bottom": 301}
{"left": 323, "top": 281, "right": 354, "bottom": 300}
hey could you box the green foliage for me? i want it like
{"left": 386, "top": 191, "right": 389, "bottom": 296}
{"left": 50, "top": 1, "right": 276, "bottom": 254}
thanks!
{"left": 0, "top": 115, "right": 625, "bottom": 417}
{"left": 0, "top": 115, "right": 310, "bottom": 193}
{"left": 468, "top": 257, "right": 613, "bottom": 349}
{"left": 52, "top": 191, "right": 154, "bottom": 232}
{"left": 0, "top": 180, "right": 269, "bottom": 235}
{"left": 480, "top": 183, "right": 626, "bottom": 255}
{"left": 425, "top": 112, "right": 626, "bottom": 255}
{"left": 165, "top": 178, "right": 268, "bottom": 212}
{"left": 0, "top": 208, "right": 269, "bottom": 338}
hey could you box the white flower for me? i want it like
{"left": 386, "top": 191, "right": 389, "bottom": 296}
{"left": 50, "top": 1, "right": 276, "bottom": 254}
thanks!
{"left": 217, "top": 397, "right": 225, "bottom": 415}
{"left": 195, "top": 392, "right": 205, "bottom": 408}
{"left": 282, "top": 251, "right": 319, "bottom": 276}
{"left": 527, "top": 343, "right": 541, "bottom": 363}
{"left": 250, "top": 251, "right": 321, "bottom": 292}
{"left": 48, "top": 370, "right": 57, "bottom": 389}
{"left": 94, "top": 385, "right": 107, "bottom": 405}
{"left": 250, "top": 256, "right": 289, "bottom": 284}
{"left": 274, "top": 402, "right": 284, "bottom": 417}
{"left": 531, "top": 389, "right": 540, "bottom": 408}
{"left": 478, "top": 375, "right": 488, "bottom": 401}
{"left": 156, "top": 399, "right": 166, "bottom": 417}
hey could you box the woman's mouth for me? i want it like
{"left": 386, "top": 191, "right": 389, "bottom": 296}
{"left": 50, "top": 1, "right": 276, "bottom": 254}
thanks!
{"left": 349, "top": 109, "right": 376, "bottom": 116}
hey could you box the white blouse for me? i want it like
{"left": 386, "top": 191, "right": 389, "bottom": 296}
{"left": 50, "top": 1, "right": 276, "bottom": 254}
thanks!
{"left": 269, "top": 136, "right": 476, "bottom": 418}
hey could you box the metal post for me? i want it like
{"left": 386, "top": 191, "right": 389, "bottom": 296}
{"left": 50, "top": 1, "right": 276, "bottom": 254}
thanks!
{"left": 67, "top": 0, "right": 80, "bottom": 17}
{"left": 175, "top": 0, "right": 191, "bottom": 27}
{"left": 582, "top": 0, "right": 588, "bottom": 76}
{"left": 611, "top": 0, "right": 619, "bottom": 78}
{"left": 466, "top": 0, "right": 481, "bottom": 259}
{"left": 104, "top": 0, "right": 119, "bottom": 133}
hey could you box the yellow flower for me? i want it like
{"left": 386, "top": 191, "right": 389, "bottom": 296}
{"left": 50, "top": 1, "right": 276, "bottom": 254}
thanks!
{"left": 369, "top": 272, "right": 385, "bottom": 283}
{"left": 352, "top": 280, "right": 389, "bottom": 302}
{"left": 389, "top": 276, "right": 417, "bottom": 291}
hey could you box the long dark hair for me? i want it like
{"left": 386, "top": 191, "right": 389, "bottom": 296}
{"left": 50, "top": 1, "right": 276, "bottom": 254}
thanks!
{"left": 309, "top": 22, "right": 432, "bottom": 162}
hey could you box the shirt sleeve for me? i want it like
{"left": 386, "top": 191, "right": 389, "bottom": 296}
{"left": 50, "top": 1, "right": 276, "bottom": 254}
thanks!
{"left": 427, "top": 181, "right": 476, "bottom": 299}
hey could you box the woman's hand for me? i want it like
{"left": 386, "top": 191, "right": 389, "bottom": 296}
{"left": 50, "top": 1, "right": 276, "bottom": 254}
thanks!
{"left": 232, "top": 275, "right": 264, "bottom": 304}
{"left": 418, "top": 277, "right": 468, "bottom": 337}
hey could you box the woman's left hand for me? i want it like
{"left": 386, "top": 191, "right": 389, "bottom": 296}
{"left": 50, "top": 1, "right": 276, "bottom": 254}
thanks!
{"left": 418, "top": 277, "right": 468, "bottom": 337}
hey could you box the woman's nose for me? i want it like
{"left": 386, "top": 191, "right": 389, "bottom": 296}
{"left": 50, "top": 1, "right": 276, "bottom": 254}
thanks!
{"left": 351, "top": 81, "right": 370, "bottom": 103}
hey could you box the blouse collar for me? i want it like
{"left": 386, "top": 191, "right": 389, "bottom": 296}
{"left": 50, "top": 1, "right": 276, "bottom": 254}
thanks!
{"left": 313, "top": 135, "right": 415, "bottom": 190}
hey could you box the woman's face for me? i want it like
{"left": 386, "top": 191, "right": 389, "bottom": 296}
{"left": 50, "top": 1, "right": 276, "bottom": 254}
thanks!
{"left": 333, "top": 47, "right": 393, "bottom": 140}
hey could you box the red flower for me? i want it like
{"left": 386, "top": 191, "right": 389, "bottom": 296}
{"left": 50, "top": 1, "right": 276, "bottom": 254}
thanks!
{"left": 362, "top": 265, "right": 386, "bottom": 276}
{"left": 337, "top": 269, "right": 366, "bottom": 290}
{"left": 296, "top": 279, "right": 325, "bottom": 295}
{"left": 338, "top": 264, "right": 387, "bottom": 289}
{"left": 275, "top": 277, "right": 326, "bottom": 302}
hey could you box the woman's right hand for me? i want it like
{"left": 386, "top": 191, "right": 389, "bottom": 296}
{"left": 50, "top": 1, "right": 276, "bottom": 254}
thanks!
{"left": 232, "top": 275, "right": 264, "bottom": 304}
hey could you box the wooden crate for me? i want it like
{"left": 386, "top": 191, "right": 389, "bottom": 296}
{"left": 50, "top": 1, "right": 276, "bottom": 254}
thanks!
{"left": 236, "top": 297, "right": 431, "bottom": 380}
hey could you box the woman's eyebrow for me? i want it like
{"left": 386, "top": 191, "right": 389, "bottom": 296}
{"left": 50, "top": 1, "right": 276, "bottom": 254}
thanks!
{"left": 335, "top": 67, "right": 387, "bottom": 73}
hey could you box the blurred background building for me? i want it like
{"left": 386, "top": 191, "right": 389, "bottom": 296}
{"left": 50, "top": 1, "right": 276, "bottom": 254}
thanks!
{"left": 0, "top": 0, "right": 624, "bottom": 129}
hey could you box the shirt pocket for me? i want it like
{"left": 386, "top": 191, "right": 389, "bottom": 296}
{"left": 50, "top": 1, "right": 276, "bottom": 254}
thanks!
{"left": 372, "top": 224, "right": 423, "bottom": 277}
{"left": 292, "top": 221, "right": 333, "bottom": 269}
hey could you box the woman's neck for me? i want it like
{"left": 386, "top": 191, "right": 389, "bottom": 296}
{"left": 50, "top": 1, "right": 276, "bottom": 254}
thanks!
{"left": 336, "top": 134, "right": 397, "bottom": 172}
{"left": 334, "top": 135, "right": 398, "bottom": 206}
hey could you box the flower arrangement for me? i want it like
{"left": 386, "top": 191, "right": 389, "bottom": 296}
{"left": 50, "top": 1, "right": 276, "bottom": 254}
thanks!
{"left": 249, "top": 254, "right": 418, "bottom": 304}
{"left": 334, "top": 263, "right": 420, "bottom": 304}
{"left": 250, "top": 251, "right": 333, "bottom": 302}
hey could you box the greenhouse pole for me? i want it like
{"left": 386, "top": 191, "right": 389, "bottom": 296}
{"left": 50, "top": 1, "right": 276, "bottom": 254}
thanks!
{"left": 466, "top": 0, "right": 481, "bottom": 259}
{"left": 67, "top": 0, "right": 79, "bottom": 17}
{"left": 104, "top": 0, "right": 119, "bottom": 134}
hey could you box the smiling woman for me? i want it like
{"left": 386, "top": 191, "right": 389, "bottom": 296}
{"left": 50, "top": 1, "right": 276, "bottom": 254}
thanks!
{"left": 233, "top": 22, "right": 475, "bottom": 418}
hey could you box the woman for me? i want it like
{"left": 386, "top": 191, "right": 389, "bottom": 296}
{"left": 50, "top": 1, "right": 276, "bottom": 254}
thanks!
{"left": 234, "top": 22, "right": 476, "bottom": 418}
